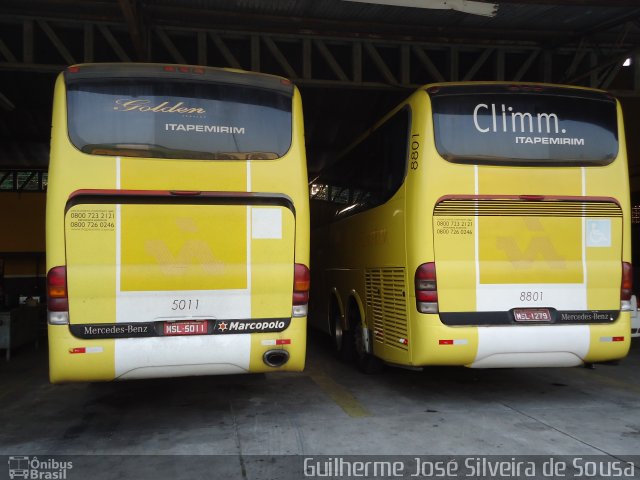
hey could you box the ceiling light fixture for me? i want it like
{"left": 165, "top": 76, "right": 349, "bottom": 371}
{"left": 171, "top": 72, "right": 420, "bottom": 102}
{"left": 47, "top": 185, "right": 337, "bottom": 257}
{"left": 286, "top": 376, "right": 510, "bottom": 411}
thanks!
{"left": 342, "top": 0, "right": 498, "bottom": 18}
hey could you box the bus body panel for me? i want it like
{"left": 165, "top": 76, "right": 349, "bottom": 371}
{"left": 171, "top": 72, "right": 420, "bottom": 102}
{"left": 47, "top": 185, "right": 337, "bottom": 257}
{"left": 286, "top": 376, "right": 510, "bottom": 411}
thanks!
{"left": 326, "top": 191, "right": 411, "bottom": 365}
{"left": 47, "top": 65, "right": 309, "bottom": 382}
{"left": 65, "top": 201, "right": 296, "bottom": 324}
{"left": 433, "top": 204, "right": 623, "bottom": 317}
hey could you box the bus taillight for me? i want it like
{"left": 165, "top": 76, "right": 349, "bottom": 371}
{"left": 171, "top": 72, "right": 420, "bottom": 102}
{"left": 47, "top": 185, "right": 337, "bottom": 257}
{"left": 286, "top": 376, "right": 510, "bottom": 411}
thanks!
{"left": 415, "top": 262, "right": 438, "bottom": 314}
{"left": 163, "top": 65, "right": 205, "bottom": 75}
{"left": 47, "top": 266, "right": 69, "bottom": 325}
{"left": 292, "top": 263, "right": 310, "bottom": 318}
{"left": 621, "top": 262, "right": 633, "bottom": 302}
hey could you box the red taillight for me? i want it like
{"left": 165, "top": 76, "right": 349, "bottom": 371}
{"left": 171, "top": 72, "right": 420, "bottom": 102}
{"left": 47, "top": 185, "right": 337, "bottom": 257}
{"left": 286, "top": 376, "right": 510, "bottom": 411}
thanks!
{"left": 164, "top": 65, "right": 205, "bottom": 74}
{"left": 292, "top": 292, "right": 308, "bottom": 305}
{"left": 415, "top": 262, "right": 438, "bottom": 314}
{"left": 621, "top": 262, "right": 633, "bottom": 301}
{"left": 415, "top": 262, "right": 436, "bottom": 289}
{"left": 293, "top": 264, "right": 310, "bottom": 305}
{"left": 47, "top": 266, "right": 68, "bottom": 312}
{"left": 292, "top": 264, "right": 310, "bottom": 318}
{"left": 416, "top": 290, "right": 438, "bottom": 303}
{"left": 507, "top": 85, "right": 544, "bottom": 92}
{"left": 67, "top": 66, "right": 80, "bottom": 73}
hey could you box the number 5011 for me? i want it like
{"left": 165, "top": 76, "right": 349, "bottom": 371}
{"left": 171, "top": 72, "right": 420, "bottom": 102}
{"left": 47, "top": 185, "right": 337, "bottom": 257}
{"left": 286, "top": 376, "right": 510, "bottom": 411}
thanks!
{"left": 171, "top": 299, "right": 199, "bottom": 311}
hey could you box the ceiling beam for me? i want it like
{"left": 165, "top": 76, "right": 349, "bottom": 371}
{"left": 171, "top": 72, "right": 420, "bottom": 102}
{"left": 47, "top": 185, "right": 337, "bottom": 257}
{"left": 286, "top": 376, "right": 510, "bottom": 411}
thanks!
{"left": 144, "top": 5, "right": 568, "bottom": 44}
{"left": 0, "top": 18, "right": 636, "bottom": 92}
{"left": 37, "top": 20, "right": 76, "bottom": 64}
{"left": 117, "top": 0, "right": 147, "bottom": 61}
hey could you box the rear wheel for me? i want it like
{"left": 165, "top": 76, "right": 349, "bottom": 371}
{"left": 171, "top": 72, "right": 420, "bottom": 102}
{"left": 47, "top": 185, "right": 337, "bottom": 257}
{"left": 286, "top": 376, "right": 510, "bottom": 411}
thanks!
{"left": 330, "top": 298, "right": 353, "bottom": 362}
{"left": 349, "top": 305, "right": 383, "bottom": 374}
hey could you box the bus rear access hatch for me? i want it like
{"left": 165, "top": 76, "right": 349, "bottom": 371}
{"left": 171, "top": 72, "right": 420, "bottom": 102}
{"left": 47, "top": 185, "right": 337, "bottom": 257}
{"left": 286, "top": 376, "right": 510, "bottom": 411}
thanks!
{"left": 63, "top": 190, "right": 297, "bottom": 337}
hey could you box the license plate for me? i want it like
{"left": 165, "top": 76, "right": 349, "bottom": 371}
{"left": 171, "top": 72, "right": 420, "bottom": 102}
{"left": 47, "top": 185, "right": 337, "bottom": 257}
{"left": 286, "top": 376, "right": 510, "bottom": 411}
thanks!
{"left": 163, "top": 320, "right": 208, "bottom": 336}
{"left": 513, "top": 308, "right": 552, "bottom": 322}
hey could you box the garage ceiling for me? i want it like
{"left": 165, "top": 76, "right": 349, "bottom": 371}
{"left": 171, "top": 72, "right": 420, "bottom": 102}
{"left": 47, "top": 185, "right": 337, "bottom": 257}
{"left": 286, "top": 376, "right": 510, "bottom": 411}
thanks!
{"left": 1, "top": 0, "right": 640, "bottom": 182}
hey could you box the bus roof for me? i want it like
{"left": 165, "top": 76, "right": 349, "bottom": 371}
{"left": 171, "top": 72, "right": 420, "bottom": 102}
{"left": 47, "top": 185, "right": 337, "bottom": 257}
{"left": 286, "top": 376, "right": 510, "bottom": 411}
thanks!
{"left": 63, "top": 63, "right": 294, "bottom": 96}
{"left": 422, "top": 81, "right": 613, "bottom": 99}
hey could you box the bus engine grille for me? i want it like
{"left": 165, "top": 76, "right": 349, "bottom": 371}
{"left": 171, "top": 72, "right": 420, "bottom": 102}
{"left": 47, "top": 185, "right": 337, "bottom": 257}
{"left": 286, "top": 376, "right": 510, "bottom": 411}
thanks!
{"left": 434, "top": 198, "right": 622, "bottom": 218}
{"left": 365, "top": 268, "right": 408, "bottom": 351}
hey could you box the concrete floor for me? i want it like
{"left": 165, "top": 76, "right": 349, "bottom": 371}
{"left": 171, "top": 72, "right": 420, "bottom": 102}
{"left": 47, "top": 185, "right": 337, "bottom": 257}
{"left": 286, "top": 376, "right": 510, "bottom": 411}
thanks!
{"left": 1, "top": 333, "right": 639, "bottom": 479}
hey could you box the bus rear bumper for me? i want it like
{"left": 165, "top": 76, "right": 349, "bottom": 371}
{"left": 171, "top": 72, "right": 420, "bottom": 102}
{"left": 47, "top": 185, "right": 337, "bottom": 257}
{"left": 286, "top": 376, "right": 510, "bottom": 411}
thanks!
{"left": 469, "top": 320, "right": 630, "bottom": 368}
{"left": 47, "top": 318, "right": 306, "bottom": 383}
{"left": 408, "top": 314, "right": 631, "bottom": 369}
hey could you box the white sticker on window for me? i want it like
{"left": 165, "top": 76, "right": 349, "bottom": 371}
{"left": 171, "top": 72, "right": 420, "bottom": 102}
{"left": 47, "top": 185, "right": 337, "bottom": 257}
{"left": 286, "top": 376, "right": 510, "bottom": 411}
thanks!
{"left": 252, "top": 208, "right": 282, "bottom": 239}
{"left": 586, "top": 219, "right": 611, "bottom": 248}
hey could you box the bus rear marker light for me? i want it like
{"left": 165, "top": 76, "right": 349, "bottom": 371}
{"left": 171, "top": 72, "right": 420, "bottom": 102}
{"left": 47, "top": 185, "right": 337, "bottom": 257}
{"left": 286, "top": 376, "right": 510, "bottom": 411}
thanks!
{"left": 261, "top": 339, "right": 292, "bottom": 346}
{"left": 600, "top": 336, "right": 624, "bottom": 342}
{"left": 439, "top": 339, "right": 469, "bottom": 345}
{"left": 69, "top": 346, "right": 103, "bottom": 354}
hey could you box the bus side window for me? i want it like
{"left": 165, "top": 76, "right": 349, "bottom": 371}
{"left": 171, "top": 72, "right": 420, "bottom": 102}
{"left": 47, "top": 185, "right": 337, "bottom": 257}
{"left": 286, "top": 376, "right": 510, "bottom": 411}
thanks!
{"left": 315, "top": 106, "right": 410, "bottom": 217}
{"left": 380, "top": 106, "right": 410, "bottom": 197}
{"left": 341, "top": 106, "right": 410, "bottom": 210}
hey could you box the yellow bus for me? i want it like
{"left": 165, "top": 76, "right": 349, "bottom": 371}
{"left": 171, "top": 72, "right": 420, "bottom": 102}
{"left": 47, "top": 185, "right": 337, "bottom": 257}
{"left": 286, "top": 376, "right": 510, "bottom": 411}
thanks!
{"left": 47, "top": 63, "right": 309, "bottom": 382}
{"left": 310, "top": 82, "right": 631, "bottom": 372}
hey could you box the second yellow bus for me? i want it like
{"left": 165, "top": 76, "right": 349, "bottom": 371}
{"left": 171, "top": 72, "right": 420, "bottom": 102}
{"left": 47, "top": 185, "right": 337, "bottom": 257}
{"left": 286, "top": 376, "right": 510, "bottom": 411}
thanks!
{"left": 310, "top": 82, "right": 631, "bottom": 372}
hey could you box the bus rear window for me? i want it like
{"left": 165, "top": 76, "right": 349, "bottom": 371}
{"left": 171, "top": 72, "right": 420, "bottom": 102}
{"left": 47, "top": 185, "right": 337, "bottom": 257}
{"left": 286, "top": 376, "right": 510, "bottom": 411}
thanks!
{"left": 430, "top": 86, "right": 618, "bottom": 166}
{"left": 66, "top": 79, "right": 292, "bottom": 160}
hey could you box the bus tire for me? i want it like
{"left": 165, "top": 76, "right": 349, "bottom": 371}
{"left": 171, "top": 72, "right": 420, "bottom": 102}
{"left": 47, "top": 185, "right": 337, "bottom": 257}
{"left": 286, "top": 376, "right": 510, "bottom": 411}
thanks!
{"left": 350, "top": 307, "right": 383, "bottom": 374}
{"left": 330, "top": 298, "right": 354, "bottom": 362}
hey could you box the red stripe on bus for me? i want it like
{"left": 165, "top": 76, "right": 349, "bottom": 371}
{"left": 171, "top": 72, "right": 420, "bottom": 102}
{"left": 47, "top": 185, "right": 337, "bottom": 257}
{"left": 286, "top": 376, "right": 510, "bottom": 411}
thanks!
{"left": 435, "top": 194, "right": 620, "bottom": 206}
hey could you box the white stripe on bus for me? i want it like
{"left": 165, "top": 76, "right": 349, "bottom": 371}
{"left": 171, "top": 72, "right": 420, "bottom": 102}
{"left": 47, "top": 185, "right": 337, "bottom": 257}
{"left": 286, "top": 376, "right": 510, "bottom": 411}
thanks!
{"left": 471, "top": 325, "right": 589, "bottom": 368}
{"left": 115, "top": 334, "right": 251, "bottom": 379}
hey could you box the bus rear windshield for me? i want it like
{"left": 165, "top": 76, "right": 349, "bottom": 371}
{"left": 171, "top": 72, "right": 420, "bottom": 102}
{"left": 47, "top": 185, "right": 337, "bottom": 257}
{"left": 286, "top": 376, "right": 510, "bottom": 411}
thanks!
{"left": 66, "top": 79, "right": 293, "bottom": 160}
{"left": 430, "top": 86, "right": 618, "bottom": 166}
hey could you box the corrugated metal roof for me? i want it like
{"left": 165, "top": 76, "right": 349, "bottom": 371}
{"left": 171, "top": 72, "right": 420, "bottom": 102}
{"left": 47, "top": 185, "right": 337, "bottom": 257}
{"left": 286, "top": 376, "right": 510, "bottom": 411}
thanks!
{"left": 145, "top": 0, "right": 640, "bottom": 43}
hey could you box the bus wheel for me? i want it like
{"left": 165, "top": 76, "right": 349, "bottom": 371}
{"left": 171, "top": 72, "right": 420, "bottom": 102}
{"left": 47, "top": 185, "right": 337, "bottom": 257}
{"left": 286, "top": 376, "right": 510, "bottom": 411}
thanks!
{"left": 330, "top": 299, "right": 353, "bottom": 362}
{"left": 350, "top": 310, "right": 383, "bottom": 374}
